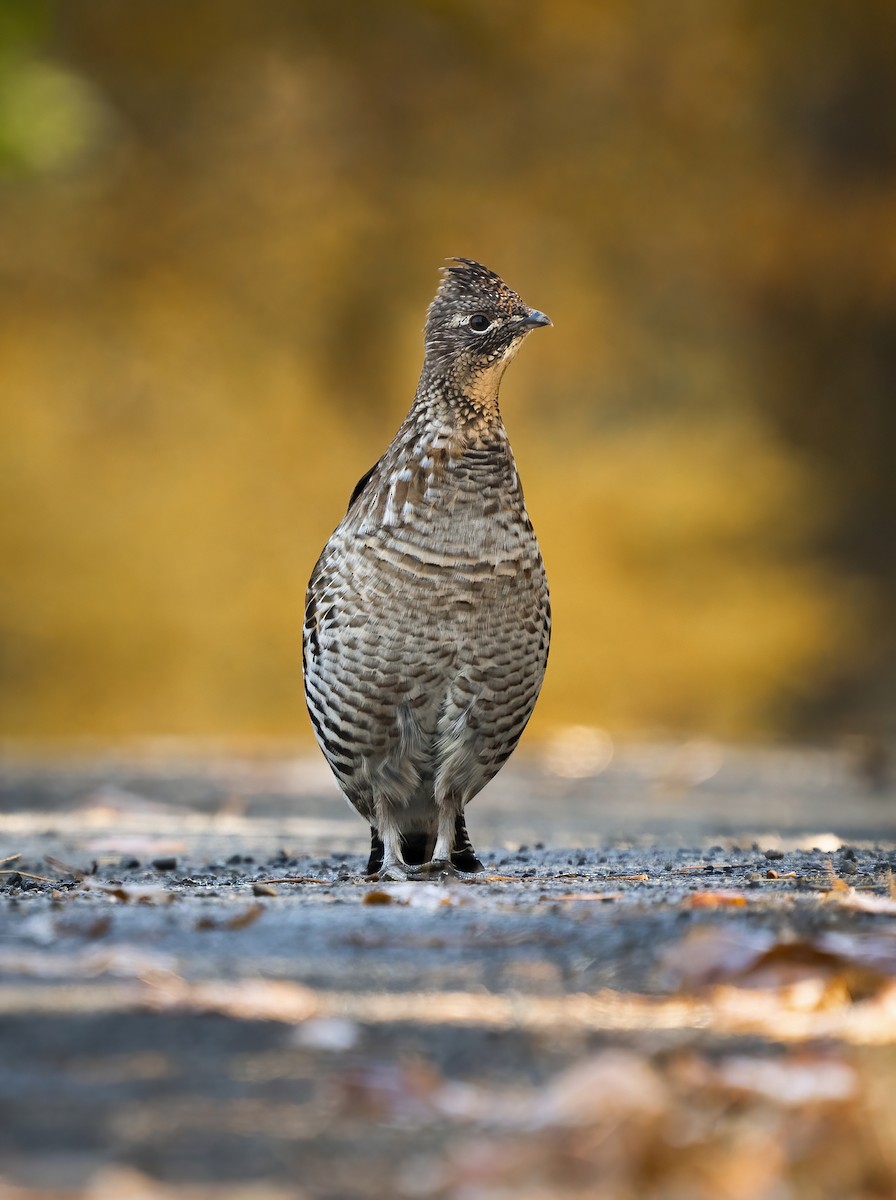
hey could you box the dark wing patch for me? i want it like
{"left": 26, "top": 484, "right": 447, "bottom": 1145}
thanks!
{"left": 347, "top": 459, "right": 381, "bottom": 512}
{"left": 303, "top": 590, "right": 320, "bottom": 661}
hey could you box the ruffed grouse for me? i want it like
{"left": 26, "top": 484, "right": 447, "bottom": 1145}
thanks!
{"left": 303, "top": 259, "right": 551, "bottom": 880}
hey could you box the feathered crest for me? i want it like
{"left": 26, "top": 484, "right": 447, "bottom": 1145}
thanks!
{"left": 427, "top": 257, "right": 521, "bottom": 327}
{"left": 443, "top": 257, "right": 504, "bottom": 290}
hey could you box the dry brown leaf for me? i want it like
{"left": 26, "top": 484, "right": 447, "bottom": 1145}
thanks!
{"left": 45, "top": 853, "right": 89, "bottom": 880}
{"left": 823, "top": 856, "right": 851, "bottom": 893}
{"left": 255, "top": 876, "right": 329, "bottom": 885}
{"left": 552, "top": 892, "right": 625, "bottom": 902}
{"left": 56, "top": 915, "right": 112, "bottom": 940}
{"left": 195, "top": 904, "right": 265, "bottom": 931}
{"left": 363, "top": 889, "right": 394, "bottom": 906}
{"left": 86, "top": 882, "right": 173, "bottom": 905}
{"left": 665, "top": 925, "right": 896, "bottom": 1002}
{"left": 225, "top": 904, "right": 265, "bottom": 930}
{"left": 685, "top": 892, "right": 747, "bottom": 908}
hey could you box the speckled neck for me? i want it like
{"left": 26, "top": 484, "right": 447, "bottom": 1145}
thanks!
{"left": 414, "top": 359, "right": 509, "bottom": 441}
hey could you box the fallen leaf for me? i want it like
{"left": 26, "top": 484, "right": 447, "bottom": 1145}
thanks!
{"left": 823, "top": 857, "right": 851, "bottom": 893}
{"left": 45, "top": 854, "right": 89, "bottom": 881}
{"left": 196, "top": 904, "right": 265, "bottom": 931}
{"left": 85, "top": 882, "right": 173, "bottom": 905}
{"left": 255, "top": 876, "right": 329, "bottom": 885}
{"left": 56, "top": 915, "right": 112, "bottom": 940}
{"left": 225, "top": 904, "right": 265, "bottom": 930}
{"left": 685, "top": 892, "right": 747, "bottom": 908}
{"left": 551, "top": 892, "right": 625, "bottom": 902}
{"left": 665, "top": 926, "right": 896, "bottom": 1001}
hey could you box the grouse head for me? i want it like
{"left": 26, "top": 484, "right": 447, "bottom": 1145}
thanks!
{"left": 423, "top": 258, "right": 551, "bottom": 389}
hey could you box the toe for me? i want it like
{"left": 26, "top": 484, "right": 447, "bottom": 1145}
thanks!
{"left": 368, "top": 865, "right": 411, "bottom": 882}
{"left": 406, "top": 859, "right": 458, "bottom": 880}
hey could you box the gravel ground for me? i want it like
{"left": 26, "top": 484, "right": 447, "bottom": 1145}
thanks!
{"left": 1, "top": 744, "right": 895, "bottom": 1199}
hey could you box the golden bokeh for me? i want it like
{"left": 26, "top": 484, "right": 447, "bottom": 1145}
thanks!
{"left": 1, "top": 0, "right": 894, "bottom": 741}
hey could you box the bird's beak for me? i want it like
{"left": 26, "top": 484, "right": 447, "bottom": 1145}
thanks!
{"left": 520, "top": 309, "right": 552, "bottom": 329}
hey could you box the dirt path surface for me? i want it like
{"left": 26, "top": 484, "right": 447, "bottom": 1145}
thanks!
{"left": 2, "top": 745, "right": 896, "bottom": 1199}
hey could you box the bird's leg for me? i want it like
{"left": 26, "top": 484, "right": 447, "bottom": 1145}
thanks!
{"left": 406, "top": 801, "right": 460, "bottom": 879}
{"left": 430, "top": 802, "right": 458, "bottom": 866}
{"left": 369, "top": 810, "right": 412, "bottom": 882}
{"left": 450, "top": 811, "right": 484, "bottom": 873}
{"left": 408, "top": 808, "right": 482, "bottom": 879}
{"left": 366, "top": 827, "right": 384, "bottom": 876}
{"left": 400, "top": 831, "right": 432, "bottom": 866}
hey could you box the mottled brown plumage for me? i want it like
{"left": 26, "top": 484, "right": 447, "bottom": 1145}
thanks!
{"left": 303, "top": 259, "right": 551, "bottom": 879}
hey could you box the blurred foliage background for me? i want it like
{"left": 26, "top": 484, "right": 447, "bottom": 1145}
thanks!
{"left": 1, "top": 0, "right": 894, "bottom": 743}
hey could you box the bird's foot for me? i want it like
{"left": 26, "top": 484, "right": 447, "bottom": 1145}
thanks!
{"left": 367, "top": 863, "right": 415, "bottom": 883}
{"left": 405, "top": 858, "right": 458, "bottom": 881}
{"left": 451, "top": 850, "right": 484, "bottom": 873}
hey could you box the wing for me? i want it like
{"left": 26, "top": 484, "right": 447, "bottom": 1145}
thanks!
{"left": 346, "top": 458, "right": 381, "bottom": 512}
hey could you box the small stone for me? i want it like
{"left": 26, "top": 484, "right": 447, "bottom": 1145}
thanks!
{"left": 763, "top": 848, "right": 785, "bottom": 861}
{"left": 152, "top": 857, "right": 177, "bottom": 872}
{"left": 252, "top": 883, "right": 278, "bottom": 897}
{"left": 120, "top": 857, "right": 140, "bottom": 870}
{"left": 226, "top": 854, "right": 242, "bottom": 865}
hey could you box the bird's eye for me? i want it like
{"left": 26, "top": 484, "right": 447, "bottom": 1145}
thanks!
{"left": 468, "top": 313, "right": 492, "bottom": 333}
